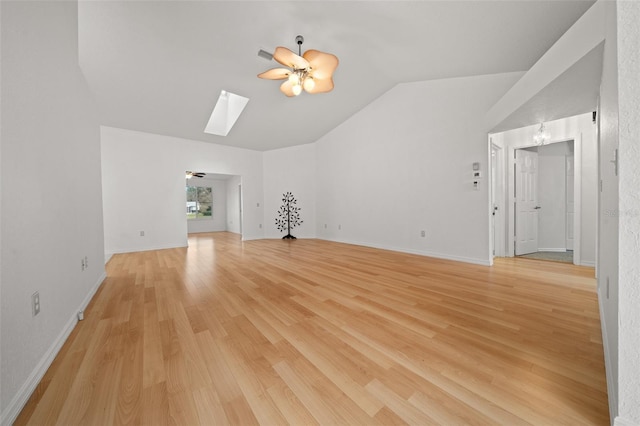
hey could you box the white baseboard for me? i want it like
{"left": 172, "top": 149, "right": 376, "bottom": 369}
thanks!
{"left": 320, "top": 237, "right": 491, "bottom": 266}
{"left": 614, "top": 416, "right": 639, "bottom": 426}
{"left": 598, "top": 290, "right": 618, "bottom": 426}
{"left": 108, "top": 242, "right": 188, "bottom": 256}
{"left": 0, "top": 272, "right": 106, "bottom": 426}
{"left": 580, "top": 260, "right": 596, "bottom": 267}
{"left": 537, "top": 248, "right": 568, "bottom": 252}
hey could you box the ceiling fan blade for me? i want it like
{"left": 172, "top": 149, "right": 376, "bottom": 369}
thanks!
{"left": 273, "top": 46, "right": 309, "bottom": 70}
{"left": 279, "top": 80, "right": 297, "bottom": 97}
{"left": 257, "top": 68, "right": 291, "bottom": 80}
{"left": 304, "top": 76, "right": 334, "bottom": 94}
{"left": 303, "top": 49, "right": 339, "bottom": 80}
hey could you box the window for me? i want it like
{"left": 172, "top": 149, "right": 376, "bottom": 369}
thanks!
{"left": 186, "top": 185, "right": 213, "bottom": 220}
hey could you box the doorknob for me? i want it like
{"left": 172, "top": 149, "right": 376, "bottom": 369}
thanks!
{"left": 534, "top": 206, "right": 541, "bottom": 209}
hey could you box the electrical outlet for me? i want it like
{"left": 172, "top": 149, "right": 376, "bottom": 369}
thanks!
{"left": 84, "top": 256, "right": 88, "bottom": 269}
{"left": 259, "top": 224, "right": 262, "bottom": 228}
{"left": 140, "top": 231, "right": 145, "bottom": 237}
{"left": 324, "top": 224, "right": 327, "bottom": 229}
{"left": 338, "top": 224, "right": 342, "bottom": 230}
{"left": 420, "top": 230, "right": 426, "bottom": 237}
{"left": 81, "top": 258, "right": 85, "bottom": 271}
{"left": 32, "top": 292, "right": 40, "bottom": 316}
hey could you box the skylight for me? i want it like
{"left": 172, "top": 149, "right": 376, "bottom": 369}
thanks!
{"left": 204, "top": 90, "right": 249, "bottom": 136}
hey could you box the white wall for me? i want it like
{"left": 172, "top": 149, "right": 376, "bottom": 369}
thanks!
{"left": 0, "top": 2, "right": 105, "bottom": 423}
{"left": 263, "top": 144, "right": 316, "bottom": 239}
{"left": 537, "top": 142, "right": 572, "bottom": 251}
{"left": 493, "top": 113, "right": 597, "bottom": 265}
{"left": 616, "top": 1, "right": 640, "bottom": 424}
{"left": 226, "top": 175, "right": 242, "bottom": 234}
{"left": 186, "top": 177, "right": 227, "bottom": 234}
{"left": 315, "top": 72, "right": 523, "bottom": 265}
{"left": 101, "top": 126, "right": 264, "bottom": 259}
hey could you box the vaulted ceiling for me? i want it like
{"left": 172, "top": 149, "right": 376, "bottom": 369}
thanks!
{"left": 78, "top": 1, "right": 596, "bottom": 151}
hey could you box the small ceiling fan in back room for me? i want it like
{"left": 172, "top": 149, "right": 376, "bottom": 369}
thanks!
{"left": 258, "top": 35, "right": 339, "bottom": 97}
{"left": 185, "top": 171, "right": 205, "bottom": 179}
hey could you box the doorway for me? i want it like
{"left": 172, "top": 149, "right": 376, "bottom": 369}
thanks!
{"left": 490, "top": 115, "right": 599, "bottom": 268}
{"left": 514, "top": 141, "right": 576, "bottom": 263}
{"left": 184, "top": 172, "right": 243, "bottom": 237}
{"left": 508, "top": 138, "right": 581, "bottom": 265}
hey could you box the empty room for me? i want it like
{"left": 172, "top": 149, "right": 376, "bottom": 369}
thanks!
{"left": 1, "top": 1, "right": 639, "bottom": 425}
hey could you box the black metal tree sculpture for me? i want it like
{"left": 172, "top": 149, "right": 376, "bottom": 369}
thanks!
{"left": 275, "top": 191, "right": 302, "bottom": 239}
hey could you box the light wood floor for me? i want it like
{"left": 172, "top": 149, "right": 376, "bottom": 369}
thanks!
{"left": 16, "top": 232, "right": 609, "bottom": 425}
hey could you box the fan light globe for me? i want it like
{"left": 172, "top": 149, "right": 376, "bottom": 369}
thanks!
{"left": 303, "top": 77, "right": 315, "bottom": 92}
{"left": 288, "top": 73, "right": 299, "bottom": 85}
{"left": 292, "top": 84, "right": 303, "bottom": 96}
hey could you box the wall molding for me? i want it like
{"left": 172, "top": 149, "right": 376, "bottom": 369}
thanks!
{"left": 0, "top": 272, "right": 106, "bottom": 426}
{"left": 537, "top": 247, "right": 569, "bottom": 252}
{"left": 614, "top": 416, "right": 638, "bottom": 426}
{"left": 108, "top": 242, "right": 188, "bottom": 257}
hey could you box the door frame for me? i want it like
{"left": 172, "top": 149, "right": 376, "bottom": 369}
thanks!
{"left": 565, "top": 154, "right": 575, "bottom": 250}
{"left": 490, "top": 142, "right": 505, "bottom": 258}
{"left": 504, "top": 135, "right": 582, "bottom": 265}
{"left": 238, "top": 184, "right": 243, "bottom": 236}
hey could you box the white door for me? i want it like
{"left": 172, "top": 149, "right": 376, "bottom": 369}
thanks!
{"left": 491, "top": 148, "right": 497, "bottom": 256}
{"left": 515, "top": 149, "right": 539, "bottom": 255}
{"left": 566, "top": 155, "right": 575, "bottom": 250}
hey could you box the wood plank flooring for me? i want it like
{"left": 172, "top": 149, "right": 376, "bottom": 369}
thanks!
{"left": 15, "top": 232, "right": 609, "bottom": 425}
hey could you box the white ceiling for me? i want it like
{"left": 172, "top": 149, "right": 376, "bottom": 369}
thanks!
{"left": 78, "top": 1, "right": 597, "bottom": 151}
{"left": 492, "top": 42, "right": 604, "bottom": 133}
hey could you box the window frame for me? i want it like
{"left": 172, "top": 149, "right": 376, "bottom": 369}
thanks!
{"left": 186, "top": 184, "right": 213, "bottom": 221}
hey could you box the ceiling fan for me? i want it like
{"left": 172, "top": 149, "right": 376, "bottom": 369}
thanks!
{"left": 258, "top": 35, "right": 339, "bottom": 97}
{"left": 186, "top": 171, "right": 206, "bottom": 179}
